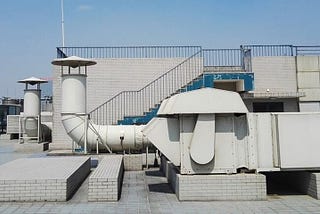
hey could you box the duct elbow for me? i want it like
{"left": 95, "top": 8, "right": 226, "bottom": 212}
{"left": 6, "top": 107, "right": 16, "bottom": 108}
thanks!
{"left": 61, "top": 114, "right": 86, "bottom": 148}
{"left": 61, "top": 114, "right": 150, "bottom": 151}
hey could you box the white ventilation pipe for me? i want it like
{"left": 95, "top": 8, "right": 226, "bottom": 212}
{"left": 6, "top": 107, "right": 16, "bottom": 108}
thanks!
{"left": 52, "top": 56, "right": 149, "bottom": 152}
{"left": 18, "top": 77, "right": 50, "bottom": 140}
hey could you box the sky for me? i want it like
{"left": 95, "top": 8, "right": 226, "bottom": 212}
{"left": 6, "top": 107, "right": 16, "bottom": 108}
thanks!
{"left": 0, "top": 0, "right": 320, "bottom": 98}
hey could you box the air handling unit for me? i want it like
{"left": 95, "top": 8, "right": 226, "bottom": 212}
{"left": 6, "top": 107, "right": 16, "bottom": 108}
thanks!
{"left": 142, "top": 88, "right": 320, "bottom": 174}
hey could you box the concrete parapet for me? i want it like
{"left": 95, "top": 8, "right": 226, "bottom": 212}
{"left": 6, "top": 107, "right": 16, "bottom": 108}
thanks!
{"left": 88, "top": 155, "right": 124, "bottom": 201}
{"left": 0, "top": 157, "right": 91, "bottom": 202}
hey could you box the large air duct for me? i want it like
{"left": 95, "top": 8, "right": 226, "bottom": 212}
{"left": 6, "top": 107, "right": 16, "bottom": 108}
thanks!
{"left": 51, "top": 56, "right": 149, "bottom": 153}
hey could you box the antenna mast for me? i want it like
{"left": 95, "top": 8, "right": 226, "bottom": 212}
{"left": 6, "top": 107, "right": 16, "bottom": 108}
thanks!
{"left": 61, "top": 0, "right": 65, "bottom": 47}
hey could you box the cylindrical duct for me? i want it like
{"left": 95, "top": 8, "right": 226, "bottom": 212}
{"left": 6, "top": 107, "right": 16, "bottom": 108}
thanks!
{"left": 24, "top": 89, "right": 41, "bottom": 137}
{"left": 61, "top": 75, "right": 87, "bottom": 114}
{"left": 61, "top": 114, "right": 148, "bottom": 150}
{"left": 24, "top": 90, "right": 40, "bottom": 116}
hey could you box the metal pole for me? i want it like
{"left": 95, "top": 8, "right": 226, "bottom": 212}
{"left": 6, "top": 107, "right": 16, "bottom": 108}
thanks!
{"left": 37, "top": 115, "right": 40, "bottom": 143}
{"left": 18, "top": 116, "right": 22, "bottom": 143}
{"left": 61, "top": 0, "right": 65, "bottom": 47}
{"left": 146, "top": 146, "right": 149, "bottom": 169}
{"left": 84, "top": 115, "right": 88, "bottom": 154}
{"left": 96, "top": 138, "right": 99, "bottom": 154}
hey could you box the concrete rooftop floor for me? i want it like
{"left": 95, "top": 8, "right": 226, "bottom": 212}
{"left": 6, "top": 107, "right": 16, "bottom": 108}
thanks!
{"left": 0, "top": 136, "right": 320, "bottom": 213}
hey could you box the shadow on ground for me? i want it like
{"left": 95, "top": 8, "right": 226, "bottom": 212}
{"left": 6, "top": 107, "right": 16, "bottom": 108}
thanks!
{"left": 145, "top": 169, "right": 174, "bottom": 194}
{"left": 148, "top": 183, "right": 174, "bottom": 194}
{"left": 145, "top": 169, "right": 164, "bottom": 177}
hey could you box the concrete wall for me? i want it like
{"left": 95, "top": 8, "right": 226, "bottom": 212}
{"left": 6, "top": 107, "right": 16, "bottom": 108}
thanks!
{"left": 52, "top": 58, "right": 185, "bottom": 149}
{"left": 297, "top": 56, "right": 320, "bottom": 111}
{"left": 252, "top": 56, "right": 297, "bottom": 93}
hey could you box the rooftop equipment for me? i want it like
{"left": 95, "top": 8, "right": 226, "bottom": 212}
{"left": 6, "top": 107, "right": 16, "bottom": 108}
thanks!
{"left": 17, "top": 77, "right": 51, "bottom": 143}
{"left": 142, "top": 88, "right": 320, "bottom": 174}
{"left": 51, "top": 56, "right": 150, "bottom": 154}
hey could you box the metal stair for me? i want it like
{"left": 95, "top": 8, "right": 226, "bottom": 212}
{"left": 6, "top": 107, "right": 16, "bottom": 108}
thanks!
{"left": 89, "top": 48, "right": 253, "bottom": 125}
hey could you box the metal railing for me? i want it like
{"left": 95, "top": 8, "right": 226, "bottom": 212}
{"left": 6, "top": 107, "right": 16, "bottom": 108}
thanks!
{"left": 203, "top": 49, "right": 244, "bottom": 67}
{"left": 57, "top": 48, "right": 67, "bottom": 58}
{"left": 89, "top": 50, "right": 203, "bottom": 125}
{"left": 241, "top": 45, "right": 294, "bottom": 57}
{"left": 56, "top": 46, "right": 201, "bottom": 59}
{"left": 88, "top": 48, "right": 253, "bottom": 125}
{"left": 242, "top": 45, "right": 320, "bottom": 57}
{"left": 295, "top": 46, "right": 320, "bottom": 55}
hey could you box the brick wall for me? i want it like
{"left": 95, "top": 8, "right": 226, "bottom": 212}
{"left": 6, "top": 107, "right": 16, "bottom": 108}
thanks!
{"left": 123, "top": 154, "right": 142, "bottom": 171}
{"left": 162, "top": 156, "right": 266, "bottom": 201}
{"left": 88, "top": 155, "right": 124, "bottom": 201}
{"left": 252, "top": 56, "right": 297, "bottom": 93}
{"left": 176, "top": 173, "right": 267, "bottom": 201}
{"left": 0, "top": 157, "right": 91, "bottom": 202}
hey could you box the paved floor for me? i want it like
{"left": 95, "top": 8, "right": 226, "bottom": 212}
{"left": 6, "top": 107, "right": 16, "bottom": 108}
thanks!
{"left": 1, "top": 137, "right": 320, "bottom": 213}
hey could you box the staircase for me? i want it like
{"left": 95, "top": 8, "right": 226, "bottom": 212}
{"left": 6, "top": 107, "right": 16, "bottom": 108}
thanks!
{"left": 89, "top": 48, "right": 254, "bottom": 125}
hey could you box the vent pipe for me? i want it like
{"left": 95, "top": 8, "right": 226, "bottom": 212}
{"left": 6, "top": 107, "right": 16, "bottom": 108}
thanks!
{"left": 51, "top": 56, "right": 149, "bottom": 153}
{"left": 18, "top": 77, "right": 49, "bottom": 142}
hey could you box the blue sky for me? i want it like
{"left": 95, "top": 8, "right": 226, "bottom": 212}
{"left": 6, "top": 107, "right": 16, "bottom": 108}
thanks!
{"left": 1, "top": 0, "right": 320, "bottom": 98}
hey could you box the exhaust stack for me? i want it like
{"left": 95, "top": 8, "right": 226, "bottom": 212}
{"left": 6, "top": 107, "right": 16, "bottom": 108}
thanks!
{"left": 51, "top": 56, "right": 149, "bottom": 153}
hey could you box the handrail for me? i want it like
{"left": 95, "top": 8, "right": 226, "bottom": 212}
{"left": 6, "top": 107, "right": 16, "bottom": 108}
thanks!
{"left": 89, "top": 50, "right": 203, "bottom": 125}
{"left": 88, "top": 48, "right": 253, "bottom": 125}
{"left": 295, "top": 46, "right": 320, "bottom": 55}
{"left": 241, "top": 45, "right": 294, "bottom": 57}
{"left": 56, "top": 46, "right": 201, "bottom": 59}
{"left": 89, "top": 50, "right": 202, "bottom": 112}
{"left": 202, "top": 49, "right": 244, "bottom": 67}
{"left": 242, "top": 45, "right": 320, "bottom": 56}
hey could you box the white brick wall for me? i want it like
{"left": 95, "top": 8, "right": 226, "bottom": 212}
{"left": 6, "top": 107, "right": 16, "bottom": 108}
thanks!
{"left": 162, "top": 156, "right": 266, "bottom": 201}
{"left": 123, "top": 154, "right": 142, "bottom": 171}
{"left": 52, "top": 58, "right": 185, "bottom": 150}
{"left": 88, "top": 155, "right": 124, "bottom": 201}
{"left": 252, "top": 56, "right": 297, "bottom": 93}
{"left": 176, "top": 173, "right": 266, "bottom": 201}
{"left": 0, "top": 157, "right": 91, "bottom": 202}
{"left": 290, "top": 171, "right": 320, "bottom": 199}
